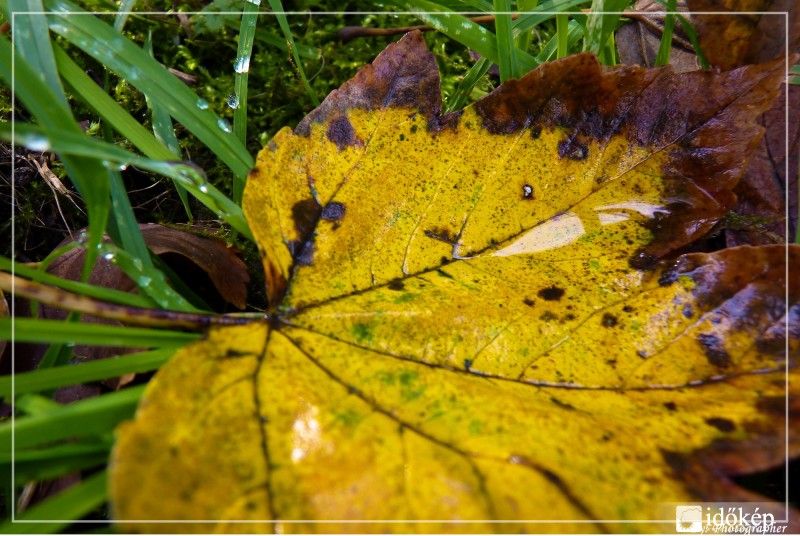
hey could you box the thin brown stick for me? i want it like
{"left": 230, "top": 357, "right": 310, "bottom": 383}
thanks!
{"left": 339, "top": 15, "right": 519, "bottom": 43}
{"left": 0, "top": 272, "right": 267, "bottom": 330}
{"left": 340, "top": 10, "right": 695, "bottom": 53}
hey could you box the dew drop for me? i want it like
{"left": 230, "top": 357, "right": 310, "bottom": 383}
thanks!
{"left": 22, "top": 134, "right": 50, "bottom": 152}
{"left": 199, "top": 184, "right": 209, "bottom": 194}
{"left": 522, "top": 184, "right": 533, "bottom": 199}
{"left": 196, "top": 98, "right": 210, "bottom": 110}
{"left": 118, "top": 163, "right": 128, "bottom": 171}
{"left": 245, "top": 0, "right": 261, "bottom": 4}
{"left": 217, "top": 117, "right": 232, "bottom": 133}
{"left": 227, "top": 93, "right": 240, "bottom": 109}
{"left": 103, "top": 252, "right": 115, "bottom": 261}
{"left": 234, "top": 55, "right": 251, "bottom": 74}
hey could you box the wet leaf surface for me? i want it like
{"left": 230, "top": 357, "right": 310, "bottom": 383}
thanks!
{"left": 109, "top": 33, "right": 797, "bottom": 532}
{"left": 615, "top": 0, "right": 699, "bottom": 72}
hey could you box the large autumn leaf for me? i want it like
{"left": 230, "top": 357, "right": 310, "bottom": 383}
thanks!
{"left": 109, "top": 32, "right": 798, "bottom": 532}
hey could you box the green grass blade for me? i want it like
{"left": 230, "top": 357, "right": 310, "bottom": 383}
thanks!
{"left": 3, "top": 441, "right": 111, "bottom": 463}
{"left": 556, "top": 13, "right": 569, "bottom": 58}
{"left": 143, "top": 32, "right": 191, "bottom": 219}
{"left": 232, "top": 0, "right": 259, "bottom": 205}
{"left": 238, "top": 24, "right": 321, "bottom": 60}
{"left": 112, "top": 0, "right": 135, "bottom": 31}
{"left": 45, "top": 0, "right": 254, "bottom": 179}
{"left": 0, "top": 348, "right": 175, "bottom": 398}
{"left": 444, "top": 55, "right": 491, "bottom": 113}
{"left": 655, "top": 0, "right": 677, "bottom": 66}
{"left": 3, "top": 122, "right": 253, "bottom": 240}
{"left": 12, "top": 448, "right": 108, "bottom": 486}
{"left": 675, "top": 13, "right": 709, "bottom": 69}
{"left": 512, "top": 0, "right": 589, "bottom": 34}
{"left": 537, "top": 18, "right": 584, "bottom": 62}
{"left": 7, "top": 1, "right": 69, "bottom": 108}
{"left": 582, "top": 0, "right": 627, "bottom": 56}
{"left": 493, "top": 0, "right": 517, "bottom": 81}
{"left": 0, "top": 34, "right": 109, "bottom": 280}
{"left": 1, "top": 386, "right": 146, "bottom": 450}
{"left": 0, "top": 470, "right": 107, "bottom": 532}
{"left": 1, "top": 257, "right": 155, "bottom": 308}
{"left": 54, "top": 46, "right": 173, "bottom": 161}
{"left": 267, "top": 0, "right": 319, "bottom": 107}
{"left": 514, "top": 0, "right": 539, "bottom": 53}
{"left": 404, "top": 0, "right": 540, "bottom": 72}
{"left": 0, "top": 317, "right": 200, "bottom": 347}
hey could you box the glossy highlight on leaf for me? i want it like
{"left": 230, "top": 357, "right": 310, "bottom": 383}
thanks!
{"left": 110, "top": 32, "right": 797, "bottom": 532}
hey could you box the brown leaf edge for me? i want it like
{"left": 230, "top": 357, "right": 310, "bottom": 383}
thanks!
{"left": 290, "top": 31, "right": 785, "bottom": 273}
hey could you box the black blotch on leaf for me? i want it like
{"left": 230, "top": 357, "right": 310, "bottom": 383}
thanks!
{"left": 637, "top": 350, "right": 648, "bottom": 359}
{"left": 321, "top": 201, "right": 346, "bottom": 221}
{"left": 523, "top": 298, "right": 535, "bottom": 306}
{"left": 538, "top": 286, "right": 565, "bottom": 301}
{"left": 682, "top": 304, "right": 694, "bottom": 318}
{"left": 464, "top": 359, "right": 473, "bottom": 371}
{"left": 697, "top": 333, "right": 732, "bottom": 369}
{"left": 296, "top": 241, "right": 315, "bottom": 266}
{"left": 664, "top": 402, "right": 677, "bottom": 411}
{"left": 601, "top": 313, "right": 618, "bottom": 327}
{"left": 623, "top": 305, "right": 634, "bottom": 313}
{"left": 291, "top": 199, "right": 321, "bottom": 238}
{"left": 705, "top": 417, "right": 736, "bottom": 433}
{"left": 530, "top": 126, "right": 542, "bottom": 139}
{"left": 388, "top": 279, "right": 405, "bottom": 291}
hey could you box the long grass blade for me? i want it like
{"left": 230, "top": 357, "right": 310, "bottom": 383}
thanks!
{"left": 143, "top": 32, "right": 192, "bottom": 218}
{"left": 512, "top": 0, "right": 589, "bottom": 34}
{"left": 444, "top": 55, "right": 491, "bottom": 113}
{"left": 267, "top": 0, "right": 319, "bottom": 107}
{"left": 0, "top": 348, "right": 175, "bottom": 398}
{"left": 232, "top": 0, "right": 259, "bottom": 205}
{"left": 655, "top": 0, "right": 677, "bottom": 66}
{"left": 675, "top": 13, "right": 709, "bottom": 69}
{"left": 6, "top": 0, "right": 68, "bottom": 108}
{"left": 12, "top": 448, "right": 108, "bottom": 486}
{"left": 112, "top": 0, "right": 135, "bottom": 31}
{"left": 0, "top": 317, "right": 200, "bottom": 347}
{"left": 0, "top": 34, "right": 109, "bottom": 279}
{"left": 1, "top": 470, "right": 107, "bottom": 532}
{"left": 1, "top": 386, "right": 146, "bottom": 450}
{"left": 402, "top": 0, "right": 540, "bottom": 72}
{"left": 45, "top": 0, "right": 254, "bottom": 180}
{"left": 493, "top": 0, "right": 517, "bottom": 81}
{"left": 537, "top": 17, "right": 583, "bottom": 63}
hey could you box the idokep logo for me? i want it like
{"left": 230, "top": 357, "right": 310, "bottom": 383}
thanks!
{"left": 676, "top": 505, "right": 704, "bottom": 533}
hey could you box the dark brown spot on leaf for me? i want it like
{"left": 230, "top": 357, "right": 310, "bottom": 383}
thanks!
{"left": 538, "top": 286, "right": 565, "bottom": 301}
{"left": 601, "top": 313, "right": 618, "bottom": 327}
{"left": 705, "top": 417, "right": 736, "bottom": 433}
{"left": 424, "top": 227, "right": 457, "bottom": 245}
{"left": 697, "top": 333, "right": 731, "bottom": 369}
{"left": 387, "top": 279, "right": 405, "bottom": 291}
{"left": 523, "top": 298, "right": 534, "bottom": 306}
{"left": 664, "top": 402, "right": 677, "bottom": 411}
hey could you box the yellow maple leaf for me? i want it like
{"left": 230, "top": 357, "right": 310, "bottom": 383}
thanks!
{"left": 109, "top": 32, "right": 798, "bottom": 533}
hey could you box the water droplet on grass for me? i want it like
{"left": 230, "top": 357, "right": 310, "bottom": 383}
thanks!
{"left": 196, "top": 98, "right": 210, "bottom": 110}
{"left": 234, "top": 55, "right": 250, "bottom": 73}
{"left": 21, "top": 134, "right": 50, "bottom": 152}
{"left": 217, "top": 118, "right": 232, "bottom": 133}
{"left": 227, "top": 93, "right": 240, "bottom": 109}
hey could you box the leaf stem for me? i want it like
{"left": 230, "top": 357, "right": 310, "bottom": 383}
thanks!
{"left": 0, "top": 272, "right": 267, "bottom": 330}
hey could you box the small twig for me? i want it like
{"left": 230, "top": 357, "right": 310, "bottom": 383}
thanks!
{"left": 341, "top": 10, "right": 695, "bottom": 52}
{"left": 339, "top": 15, "right": 519, "bottom": 43}
{"left": 0, "top": 271, "right": 267, "bottom": 330}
